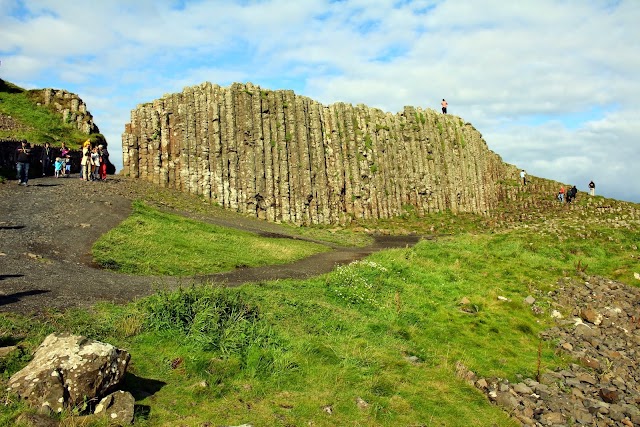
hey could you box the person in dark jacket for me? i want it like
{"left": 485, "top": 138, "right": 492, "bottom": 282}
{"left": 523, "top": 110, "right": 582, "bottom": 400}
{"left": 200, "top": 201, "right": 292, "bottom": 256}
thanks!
{"left": 16, "top": 142, "right": 32, "bottom": 185}
{"left": 566, "top": 185, "right": 578, "bottom": 203}
{"left": 98, "top": 144, "right": 110, "bottom": 181}
{"left": 40, "top": 142, "right": 53, "bottom": 176}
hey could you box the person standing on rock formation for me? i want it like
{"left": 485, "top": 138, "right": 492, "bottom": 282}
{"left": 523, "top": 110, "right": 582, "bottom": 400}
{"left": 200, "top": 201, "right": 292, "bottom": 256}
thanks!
{"left": 588, "top": 180, "right": 595, "bottom": 196}
{"left": 441, "top": 99, "right": 448, "bottom": 114}
{"left": 520, "top": 169, "right": 527, "bottom": 186}
{"left": 567, "top": 185, "right": 578, "bottom": 203}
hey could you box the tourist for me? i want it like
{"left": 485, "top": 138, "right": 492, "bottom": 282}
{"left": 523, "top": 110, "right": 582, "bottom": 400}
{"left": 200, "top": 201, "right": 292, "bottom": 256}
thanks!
{"left": 441, "top": 99, "right": 448, "bottom": 114}
{"left": 16, "top": 141, "right": 31, "bottom": 186}
{"left": 54, "top": 157, "right": 64, "bottom": 178}
{"left": 40, "top": 142, "right": 53, "bottom": 176}
{"left": 80, "top": 140, "right": 92, "bottom": 181}
{"left": 91, "top": 146, "right": 100, "bottom": 181}
{"left": 558, "top": 186, "right": 565, "bottom": 203}
{"left": 588, "top": 180, "right": 595, "bottom": 196}
{"left": 60, "top": 143, "right": 70, "bottom": 177}
{"left": 98, "top": 144, "right": 109, "bottom": 181}
{"left": 520, "top": 169, "right": 527, "bottom": 186}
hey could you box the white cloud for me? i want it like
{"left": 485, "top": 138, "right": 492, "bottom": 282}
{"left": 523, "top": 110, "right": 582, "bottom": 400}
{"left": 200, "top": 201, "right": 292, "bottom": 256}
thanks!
{"left": 1, "top": 0, "right": 639, "bottom": 202}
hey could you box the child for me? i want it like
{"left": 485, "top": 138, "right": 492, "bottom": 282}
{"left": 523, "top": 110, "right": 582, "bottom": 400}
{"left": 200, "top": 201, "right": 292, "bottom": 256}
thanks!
{"left": 54, "top": 157, "right": 64, "bottom": 178}
{"left": 64, "top": 156, "right": 71, "bottom": 177}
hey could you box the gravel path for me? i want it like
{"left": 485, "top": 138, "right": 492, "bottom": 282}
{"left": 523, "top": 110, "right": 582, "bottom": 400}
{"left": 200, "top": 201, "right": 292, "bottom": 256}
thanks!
{"left": 0, "top": 175, "right": 422, "bottom": 315}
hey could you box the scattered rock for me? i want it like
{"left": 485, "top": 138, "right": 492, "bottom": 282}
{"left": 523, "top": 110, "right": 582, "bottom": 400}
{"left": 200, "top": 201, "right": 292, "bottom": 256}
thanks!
{"left": 15, "top": 413, "right": 58, "bottom": 427}
{"left": 94, "top": 390, "right": 135, "bottom": 425}
{"left": 473, "top": 275, "right": 640, "bottom": 427}
{"left": 0, "top": 345, "right": 18, "bottom": 358}
{"left": 7, "top": 333, "right": 130, "bottom": 411}
{"left": 524, "top": 295, "right": 536, "bottom": 305}
{"left": 356, "top": 397, "right": 369, "bottom": 409}
{"left": 599, "top": 388, "right": 620, "bottom": 403}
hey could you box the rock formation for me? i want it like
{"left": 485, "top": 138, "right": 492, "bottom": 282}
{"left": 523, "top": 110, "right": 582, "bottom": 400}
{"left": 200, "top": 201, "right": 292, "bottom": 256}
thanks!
{"left": 122, "top": 82, "right": 520, "bottom": 225}
{"left": 30, "top": 88, "right": 100, "bottom": 135}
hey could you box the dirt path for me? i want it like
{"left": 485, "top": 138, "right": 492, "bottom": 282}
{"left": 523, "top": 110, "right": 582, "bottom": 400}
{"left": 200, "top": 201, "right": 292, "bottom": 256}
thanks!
{"left": 0, "top": 175, "right": 422, "bottom": 315}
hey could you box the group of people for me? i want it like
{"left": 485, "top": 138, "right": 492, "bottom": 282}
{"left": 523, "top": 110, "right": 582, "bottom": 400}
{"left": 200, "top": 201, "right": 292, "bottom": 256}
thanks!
{"left": 557, "top": 181, "right": 595, "bottom": 203}
{"left": 80, "top": 140, "right": 110, "bottom": 181}
{"left": 15, "top": 140, "right": 109, "bottom": 186}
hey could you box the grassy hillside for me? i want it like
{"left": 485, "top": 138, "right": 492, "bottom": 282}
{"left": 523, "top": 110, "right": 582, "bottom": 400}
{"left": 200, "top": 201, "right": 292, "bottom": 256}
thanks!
{"left": 0, "top": 78, "right": 103, "bottom": 148}
{"left": 0, "top": 181, "right": 638, "bottom": 426}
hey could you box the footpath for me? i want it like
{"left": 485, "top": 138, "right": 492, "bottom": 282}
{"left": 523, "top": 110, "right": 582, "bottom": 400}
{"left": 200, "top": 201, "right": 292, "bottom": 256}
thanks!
{"left": 0, "top": 175, "right": 419, "bottom": 315}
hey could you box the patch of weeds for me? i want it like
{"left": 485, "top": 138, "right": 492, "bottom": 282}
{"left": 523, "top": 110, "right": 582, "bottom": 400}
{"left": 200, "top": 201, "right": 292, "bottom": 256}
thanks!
{"left": 325, "top": 260, "right": 390, "bottom": 308}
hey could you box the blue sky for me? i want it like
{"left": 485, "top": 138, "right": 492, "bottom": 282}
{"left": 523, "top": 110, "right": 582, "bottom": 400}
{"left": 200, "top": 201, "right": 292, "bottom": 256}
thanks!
{"left": 1, "top": 0, "right": 639, "bottom": 202}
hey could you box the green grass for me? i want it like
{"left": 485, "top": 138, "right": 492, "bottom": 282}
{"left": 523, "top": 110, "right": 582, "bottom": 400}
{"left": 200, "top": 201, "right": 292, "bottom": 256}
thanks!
{"left": 2, "top": 165, "right": 639, "bottom": 425}
{"left": 6, "top": 213, "right": 639, "bottom": 425}
{"left": 0, "top": 78, "right": 101, "bottom": 148}
{"left": 92, "top": 201, "right": 330, "bottom": 275}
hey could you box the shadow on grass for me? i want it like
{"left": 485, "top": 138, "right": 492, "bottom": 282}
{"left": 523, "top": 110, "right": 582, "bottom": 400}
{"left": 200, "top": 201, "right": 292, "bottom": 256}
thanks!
{"left": 122, "top": 372, "right": 167, "bottom": 401}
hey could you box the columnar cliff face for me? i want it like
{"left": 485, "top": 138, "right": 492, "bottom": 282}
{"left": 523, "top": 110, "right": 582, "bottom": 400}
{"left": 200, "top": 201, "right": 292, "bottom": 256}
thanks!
{"left": 122, "top": 82, "right": 518, "bottom": 225}
{"left": 31, "top": 88, "right": 100, "bottom": 135}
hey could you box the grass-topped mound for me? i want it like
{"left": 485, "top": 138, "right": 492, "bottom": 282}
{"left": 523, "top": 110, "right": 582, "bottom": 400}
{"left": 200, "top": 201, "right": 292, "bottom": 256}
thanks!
{"left": 0, "top": 78, "right": 103, "bottom": 148}
{"left": 92, "top": 201, "right": 331, "bottom": 276}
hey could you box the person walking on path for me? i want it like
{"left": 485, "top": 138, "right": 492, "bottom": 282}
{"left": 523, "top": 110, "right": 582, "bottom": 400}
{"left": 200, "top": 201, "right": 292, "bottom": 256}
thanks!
{"left": 441, "top": 99, "right": 448, "bottom": 114}
{"left": 15, "top": 141, "right": 32, "bottom": 186}
{"left": 40, "top": 142, "right": 53, "bottom": 176}
{"left": 520, "top": 169, "right": 527, "bottom": 186}
{"left": 558, "top": 186, "right": 565, "bottom": 202}
{"left": 588, "top": 180, "right": 595, "bottom": 196}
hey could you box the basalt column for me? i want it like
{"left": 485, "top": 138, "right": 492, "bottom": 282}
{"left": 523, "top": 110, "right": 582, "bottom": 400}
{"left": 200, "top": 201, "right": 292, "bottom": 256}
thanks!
{"left": 123, "top": 82, "right": 518, "bottom": 225}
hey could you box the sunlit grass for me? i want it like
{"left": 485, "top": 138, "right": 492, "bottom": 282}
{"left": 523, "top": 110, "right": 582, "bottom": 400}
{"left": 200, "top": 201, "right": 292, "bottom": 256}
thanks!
{"left": 0, "top": 88, "right": 95, "bottom": 148}
{"left": 92, "top": 201, "right": 330, "bottom": 275}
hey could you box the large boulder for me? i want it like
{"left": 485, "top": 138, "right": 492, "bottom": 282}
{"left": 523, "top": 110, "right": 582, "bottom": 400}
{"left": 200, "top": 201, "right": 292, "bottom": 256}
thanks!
{"left": 7, "top": 333, "right": 130, "bottom": 413}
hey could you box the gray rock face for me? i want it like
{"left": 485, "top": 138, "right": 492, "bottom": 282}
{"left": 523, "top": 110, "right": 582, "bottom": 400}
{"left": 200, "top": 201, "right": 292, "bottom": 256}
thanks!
{"left": 7, "top": 333, "right": 130, "bottom": 412}
{"left": 122, "top": 82, "right": 519, "bottom": 225}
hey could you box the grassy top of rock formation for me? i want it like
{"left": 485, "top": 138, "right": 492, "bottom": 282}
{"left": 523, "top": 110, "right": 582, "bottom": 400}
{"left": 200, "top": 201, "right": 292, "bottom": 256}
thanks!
{"left": 0, "top": 78, "right": 104, "bottom": 147}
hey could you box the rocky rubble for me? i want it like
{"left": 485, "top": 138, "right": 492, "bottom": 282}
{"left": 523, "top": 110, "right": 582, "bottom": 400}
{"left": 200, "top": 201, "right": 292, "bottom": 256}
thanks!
{"left": 460, "top": 274, "right": 640, "bottom": 426}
